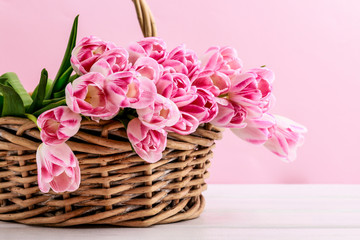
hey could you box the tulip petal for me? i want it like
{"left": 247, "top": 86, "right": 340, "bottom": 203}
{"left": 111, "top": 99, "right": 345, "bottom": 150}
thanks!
{"left": 36, "top": 143, "right": 80, "bottom": 193}
{"left": 127, "top": 118, "right": 167, "bottom": 163}
{"left": 129, "top": 76, "right": 157, "bottom": 109}
{"left": 133, "top": 57, "right": 161, "bottom": 82}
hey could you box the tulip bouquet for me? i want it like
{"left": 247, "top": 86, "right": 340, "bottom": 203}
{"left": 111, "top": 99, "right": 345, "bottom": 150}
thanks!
{"left": 0, "top": 16, "right": 306, "bottom": 193}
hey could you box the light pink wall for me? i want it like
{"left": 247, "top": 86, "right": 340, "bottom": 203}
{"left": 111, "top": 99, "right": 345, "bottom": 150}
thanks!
{"left": 0, "top": 0, "right": 359, "bottom": 183}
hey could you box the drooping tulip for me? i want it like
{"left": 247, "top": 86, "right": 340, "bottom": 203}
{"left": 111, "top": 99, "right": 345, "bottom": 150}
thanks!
{"left": 36, "top": 143, "right": 80, "bottom": 193}
{"left": 264, "top": 115, "right": 307, "bottom": 162}
{"left": 231, "top": 113, "right": 276, "bottom": 144}
{"left": 127, "top": 118, "right": 167, "bottom": 163}
{"left": 211, "top": 98, "right": 247, "bottom": 128}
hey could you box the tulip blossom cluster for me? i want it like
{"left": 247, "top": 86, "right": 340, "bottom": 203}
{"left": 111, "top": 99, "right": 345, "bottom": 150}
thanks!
{"left": 35, "top": 36, "right": 306, "bottom": 193}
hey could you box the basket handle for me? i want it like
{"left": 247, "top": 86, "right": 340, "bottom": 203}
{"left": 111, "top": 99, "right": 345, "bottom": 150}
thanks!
{"left": 132, "top": 0, "right": 157, "bottom": 37}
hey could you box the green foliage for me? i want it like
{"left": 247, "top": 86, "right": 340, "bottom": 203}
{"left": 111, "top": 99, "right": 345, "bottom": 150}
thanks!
{"left": 0, "top": 72, "right": 33, "bottom": 108}
{"left": 27, "top": 69, "right": 48, "bottom": 113}
{"left": 0, "top": 15, "right": 79, "bottom": 117}
{"left": 25, "top": 113, "right": 38, "bottom": 125}
{"left": 0, "top": 84, "right": 25, "bottom": 116}
{"left": 52, "top": 65, "right": 73, "bottom": 97}
{"left": 46, "top": 15, "right": 79, "bottom": 99}
{"left": 53, "top": 89, "right": 66, "bottom": 99}
{"left": 31, "top": 77, "right": 53, "bottom": 101}
{"left": 33, "top": 99, "right": 66, "bottom": 117}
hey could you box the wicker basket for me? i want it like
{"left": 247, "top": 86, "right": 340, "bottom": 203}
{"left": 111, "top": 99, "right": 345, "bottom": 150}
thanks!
{"left": 0, "top": 0, "right": 223, "bottom": 227}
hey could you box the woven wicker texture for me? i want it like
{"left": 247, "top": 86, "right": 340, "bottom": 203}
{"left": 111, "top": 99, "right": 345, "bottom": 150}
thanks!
{"left": 132, "top": 0, "right": 157, "bottom": 37}
{"left": 0, "top": 0, "right": 223, "bottom": 227}
{"left": 0, "top": 118, "right": 222, "bottom": 226}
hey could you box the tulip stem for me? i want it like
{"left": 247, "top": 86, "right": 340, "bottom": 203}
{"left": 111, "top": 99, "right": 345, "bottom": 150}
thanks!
{"left": 69, "top": 74, "right": 80, "bottom": 83}
{"left": 218, "top": 93, "right": 228, "bottom": 98}
{"left": 126, "top": 114, "right": 136, "bottom": 120}
{"left": 25, "top": 113, "right": 41, "bottom": 131}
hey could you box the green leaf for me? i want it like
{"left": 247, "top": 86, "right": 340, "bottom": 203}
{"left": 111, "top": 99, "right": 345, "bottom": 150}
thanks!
{"left": 0, "top": 95, "right": 3, "bottom": 114}
{"left": 0, "top": 76, "right": 7, "bottom": 84}
{"left": 51, "top": 73, "right": 79, "bottom": 99}
{"left": 52, "top": 66, "right": 73, "bottom": 94}
{"left": 33, "top": 99, "right": 66, "bottom": 117}
{"left": 31, "top": 86, "right": 38, "bottom": 101}
{"left": 31, "top": 78, "right": 53, "bottom": 101}
{"left": 45, "top": 78, "right": 53, "bottom": 95}
{"left": 42, "top": 97, "right": 65, "bottom": 105}
{"left": 0, "top": 83, "right": 25, "bottom": 117}
{"left": 27, "top": 69, "right": 48, "bottom": 113}
{"left": 46, "top": 15, "right": 79, "bottom": 99}
{"left": 53, "top": 89, "right": 66, "bottom": 99}
{"left": 0, "top": 72, "right": 33, "bottom": 108}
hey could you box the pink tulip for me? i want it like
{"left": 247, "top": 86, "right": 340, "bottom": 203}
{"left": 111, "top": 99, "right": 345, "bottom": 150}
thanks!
{"left": 137, "top": 94, "right": 180, "bottom": 129}
{"left": 107, "top": 71, "right": 157, "bottom": 109}
{"left": 180, "top": 88, "right": 218, "bottom": 123}
{"left": 227, "top": 68, "right": 275, "bottom": 117}
{"left": 249, "top": 67, "right": 274, "bottom": 94}
{"left": 71, "top": 36, "right": 129, "bottom": 75}
{"left": 202, "top": 46, "right": 243, "bottom": 76}
{"left": 127, "top": 118, "right": 167, "bottom": 163}
{"left": 211, "top": 98, "right": 247, "bottom": 128}
{"left": 71, "top": 36, "right": 114, "bottom": 75}
{"left": 191, "top": 69, "right": 231, "bottom": 97}
{"left": 264, "top": 115, "right": 307, "bottom": 162}
{"left": 162, "top": 45, "right": 201, "bottom": 80}
{"left": 161, "top": 60, "right": 188, "bottom": 76}
{"left": 192, "top": 46, "right": 243, "bottom": 97}
{"left": 165, "top": 112, "right": 199, "bottom": 135}
{"left": 132, "top": 57, "right": 161, "bottom": 82}
{"left": 89, "top": 48, "right": 130, "bottom": 76}
{"left": 128, "top": 37, "right": 167, "bottom": 64}
{"left": 37, "top": 106, "right": 81, "bottom": 145}
{"left": 156, "top": 72, "right": 197, "bottom": 108}
{"left": 231, "top": 113, "right": 276, "bottom": 144}
{"left": 65, "top": 72, "right": 120, "bottom": 120}
{"left": 247, "top": 67, "right": 275, "bottom": 112}
{"left": 36, "top": 143, "right": 80, "bottom": 193}
{"left": 227, "top": 72, "right": 263, "bottom": 118}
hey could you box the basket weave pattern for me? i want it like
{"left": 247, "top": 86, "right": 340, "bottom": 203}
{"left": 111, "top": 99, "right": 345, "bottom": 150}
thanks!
{"left": 0, "top": 0, "right": 223, "bottom": 227}
{"left": 0, "top": 117, "right": 222, "bottom": 226}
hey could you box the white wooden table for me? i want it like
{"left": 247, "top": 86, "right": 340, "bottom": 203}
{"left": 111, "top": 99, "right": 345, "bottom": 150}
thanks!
{"left": 1, "top": 184, "right": 360, "bottom": 240}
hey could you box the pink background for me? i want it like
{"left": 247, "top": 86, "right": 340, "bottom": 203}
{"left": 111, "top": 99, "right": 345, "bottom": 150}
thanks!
{"left": 0, "top": 0, "right": 359, "bottom": 183}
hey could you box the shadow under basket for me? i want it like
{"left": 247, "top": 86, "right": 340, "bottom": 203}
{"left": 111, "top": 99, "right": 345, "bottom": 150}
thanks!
{"left": 0, "top": 117, "right": 222, "bottom": 227}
